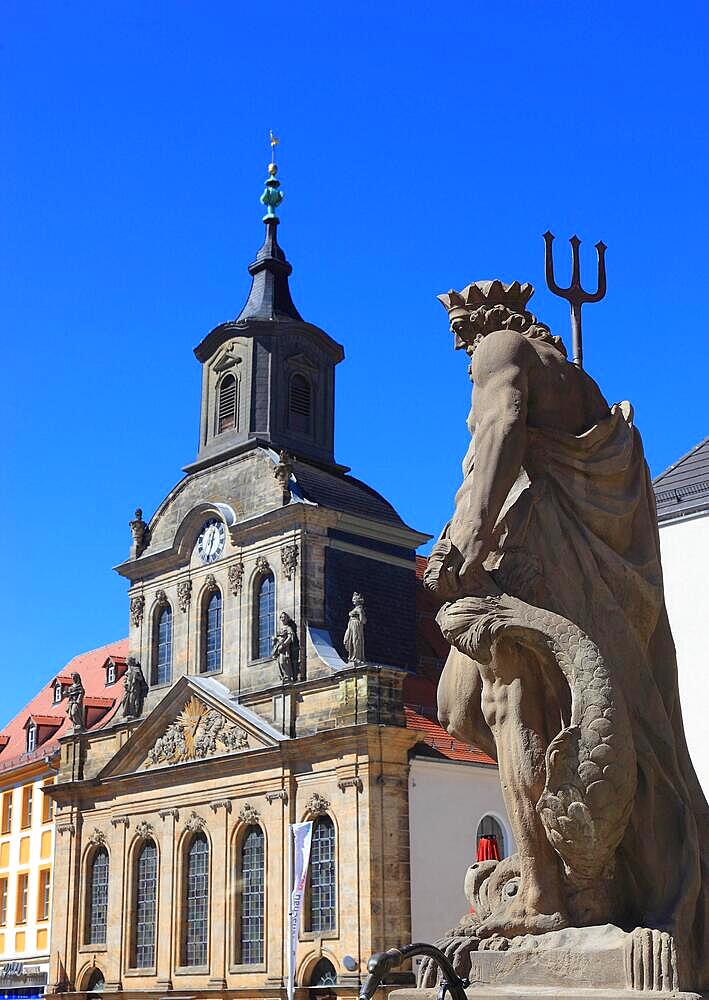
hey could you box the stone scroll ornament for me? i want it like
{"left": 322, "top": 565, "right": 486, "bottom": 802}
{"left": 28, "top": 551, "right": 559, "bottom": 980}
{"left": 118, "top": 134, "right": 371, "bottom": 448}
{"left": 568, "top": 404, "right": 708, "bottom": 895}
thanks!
{"left": 417, "top": 278, "right": 709, "bottom": 994}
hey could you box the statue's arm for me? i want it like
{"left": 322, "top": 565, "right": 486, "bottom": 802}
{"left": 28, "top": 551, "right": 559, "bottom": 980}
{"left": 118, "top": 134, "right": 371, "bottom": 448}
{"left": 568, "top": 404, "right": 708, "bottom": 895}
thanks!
{"left": 449, "top": 331, "right": 531, "bottom": 582}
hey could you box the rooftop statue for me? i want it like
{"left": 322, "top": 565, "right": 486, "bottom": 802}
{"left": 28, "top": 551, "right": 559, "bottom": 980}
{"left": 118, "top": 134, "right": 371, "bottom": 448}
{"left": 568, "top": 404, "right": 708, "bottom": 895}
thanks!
{"left": 423, "top": 280, "right": 708, "bottom": 990}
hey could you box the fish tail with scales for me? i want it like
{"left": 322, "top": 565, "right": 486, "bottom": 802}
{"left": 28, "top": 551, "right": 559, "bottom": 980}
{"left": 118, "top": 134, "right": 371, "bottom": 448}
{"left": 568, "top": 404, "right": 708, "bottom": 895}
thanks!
{"left": 437, "top": 593, "right": 637, "bottom": 884}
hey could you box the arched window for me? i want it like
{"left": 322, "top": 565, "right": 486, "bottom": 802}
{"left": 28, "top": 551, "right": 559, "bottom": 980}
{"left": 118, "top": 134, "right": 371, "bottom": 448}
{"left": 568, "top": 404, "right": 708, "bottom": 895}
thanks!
{"left": 86, "top": 847, "right": 109, "bottom": 945}
{"left": 288, "top": 373, "right": 312, "bottom": 434}
{"left": 254, "top": 574, "right": 275, "bottom": 660}
{"left": 217, "top": 373, "right": 238, "bottom": 433}
{"left": 202, "top": 590, "right": 222, "bottom": 673}
{"left": 133, "top": 840, "right": 158, "bottom": 968}
{"left": 183, "top": 833, "right": 209, "bottom": 967}
{"left": 310, "top": 958, "right": 337, "bottom": 986}
{"left": 476, "top": 815, "right": 505, "bottom": 861}
{"left": 240, "top": 826, "right": 265, "bottom": 964}
{"left": 308, "top": 817, "right": 336, "bottom": 932}
{"left": 85, "top": 969, "right": 105, "bottom": 995}
{"left": 153, "top": 605, "right": 173, "bottom": 686}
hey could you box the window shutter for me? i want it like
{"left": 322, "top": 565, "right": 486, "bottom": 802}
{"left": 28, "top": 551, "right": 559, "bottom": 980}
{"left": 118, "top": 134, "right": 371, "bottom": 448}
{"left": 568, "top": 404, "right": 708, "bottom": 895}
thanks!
{"left": 217, "top": 375, "right": 238, "bottom": 433}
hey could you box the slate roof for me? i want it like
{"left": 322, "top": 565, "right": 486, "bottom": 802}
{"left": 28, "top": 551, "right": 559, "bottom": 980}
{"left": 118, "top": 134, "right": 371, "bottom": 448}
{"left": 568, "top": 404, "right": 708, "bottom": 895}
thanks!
{"left": 293, "top": 459, "right": 413, "bottom": 530}
{"left": 0, "top": 638, "right": 128, "bottom": 774}
{"left": 653, "top": 437, "right": 709, "bottom": 523}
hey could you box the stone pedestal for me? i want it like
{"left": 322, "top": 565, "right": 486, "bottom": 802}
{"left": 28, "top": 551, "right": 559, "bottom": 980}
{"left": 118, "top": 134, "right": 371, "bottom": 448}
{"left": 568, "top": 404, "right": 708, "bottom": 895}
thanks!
{"left": 393, "top": 925, "right": 703, "bottom": 1000}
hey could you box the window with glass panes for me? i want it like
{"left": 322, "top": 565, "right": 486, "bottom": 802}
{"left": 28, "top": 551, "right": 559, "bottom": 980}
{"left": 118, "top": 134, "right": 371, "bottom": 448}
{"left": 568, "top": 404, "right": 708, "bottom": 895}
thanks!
{"left": 154, "top": 606, "right": 173, "bottom": 685}
{"left": 1, "top": 792, "right": 11, "bottom": 834}
{"left": 134, "top": 841, "right": 158, "bottom": 968}
{"left": 21, "top": 786, "right": 32, "bottom": 828}
{"left": 16, "top": 873, "right": 28, "bottom": 924}
{"left": 27, "top": 724, "right": 37, "bottom": 752}
{"left": 308, "top": 817, "right": 336, "bottom": 932}
{"left": 255, "top": 574, "right": 275, "bottom": 659}
{"left": 183, "top": 834, "right": 209, "bottom": 967}
{"left": 38, "top": 868, "right": 51, "bottom": 921}
{"left": 203, "top": 591, "right": 222, "bottom": 673}
{"left": 0, "top": 877, "right": 7, "bottom": 926}
{"left": 87, "top": 848, "right": 109, "bottom": 944}
{"left": 240, "top": 826, "right": 264, "bottom": 964}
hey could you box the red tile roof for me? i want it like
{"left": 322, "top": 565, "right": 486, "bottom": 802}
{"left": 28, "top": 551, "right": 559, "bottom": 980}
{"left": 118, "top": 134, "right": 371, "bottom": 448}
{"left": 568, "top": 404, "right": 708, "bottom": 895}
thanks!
{"left": 0, "top": 638, "right": 128, "bottom": 774}
{"left": 53, "top": 673, "right": 74, "bottom": 686}
{"left": 27, "top": 715, "right": 64, "bottom": 728}
{"left": 405, "top": 705, "right": 496, "bottom": 766}
{"left": 84, "top": 696, "right": 115, "bottom": 709}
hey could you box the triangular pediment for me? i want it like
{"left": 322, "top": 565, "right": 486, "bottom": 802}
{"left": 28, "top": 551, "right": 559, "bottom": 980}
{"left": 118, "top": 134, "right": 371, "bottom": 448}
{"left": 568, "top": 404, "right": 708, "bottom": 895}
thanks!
{"left": 99, "top": 676, "right": 285, "bottom": 779}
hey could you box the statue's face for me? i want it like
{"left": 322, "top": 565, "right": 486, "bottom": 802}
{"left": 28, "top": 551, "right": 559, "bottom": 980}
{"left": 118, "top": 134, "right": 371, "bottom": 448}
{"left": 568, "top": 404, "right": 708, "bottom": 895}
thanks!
{"left": 280, "top": 612, "right": 287, "bottom": 623}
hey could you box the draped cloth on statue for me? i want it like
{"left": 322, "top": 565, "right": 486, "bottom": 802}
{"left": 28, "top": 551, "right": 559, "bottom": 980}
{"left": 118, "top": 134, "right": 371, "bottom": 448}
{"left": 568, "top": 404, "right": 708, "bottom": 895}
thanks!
{"left": 473, "top": 401, "right": 709, "bottom": 983}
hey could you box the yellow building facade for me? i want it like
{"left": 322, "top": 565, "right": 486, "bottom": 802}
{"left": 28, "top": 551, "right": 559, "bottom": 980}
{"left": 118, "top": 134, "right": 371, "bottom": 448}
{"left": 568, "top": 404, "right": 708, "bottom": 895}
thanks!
{"left": 0, "top": 758, "right": 56, "bottom": 997}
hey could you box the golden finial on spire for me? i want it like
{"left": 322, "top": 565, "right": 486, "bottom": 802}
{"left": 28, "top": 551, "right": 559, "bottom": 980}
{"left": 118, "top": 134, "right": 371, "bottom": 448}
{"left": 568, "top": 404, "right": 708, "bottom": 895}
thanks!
{"left": 268, "top": 130, "right": 279, "bottom": 176}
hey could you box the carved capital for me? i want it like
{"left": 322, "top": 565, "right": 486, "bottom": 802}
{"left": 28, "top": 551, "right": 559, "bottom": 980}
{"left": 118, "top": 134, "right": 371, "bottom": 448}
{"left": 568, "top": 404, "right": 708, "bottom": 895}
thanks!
{"left": 209, "top": 799, "right": 232, "bottom": 814}
{"left": 305, "top": 792, "right": 330, "bottom": 817}
{"left": 154, "top": 588, "right": 169, "bottom": 608}
{"left": 110, "top": 815, "right": 130, "bottom": 828}
{"left": 130, "top": 594, "right": 145, "bottom": 628}
{"left": 177, "top": 580, "right": 192, "bottom": 613}
{"left": 57, "top": 821, "right": 75, "bottom": 837}
{"left": 238, "top": 802, "right": 261, "bottom": 826}
{"left": 265, "top": 789, "right": 289, "bottom": 805}
{"left": 281, "top": 544, "right": 299, "bottom": 581}
{"left": 255, "top": 555, "right": 270, "bottom": 575}
{"left": 135, "top": 820, "right": 155, "bottom": 840}
{"left": 337, "top": 777, "right": 363, "bottom": 793}
{"left": 228, "top": 562, "right": 244, "bottom": 596}
{"left": 88, "top": 827, "right": 106, "bottom": 846}
{"left": 204, "top": 573, "right": 219, "bottom": 593}
{"left": 158, "top": 808, "right": 179, "bottom": 821}
{"left": 184, "top": 811, "right": 206, "bottom": 833}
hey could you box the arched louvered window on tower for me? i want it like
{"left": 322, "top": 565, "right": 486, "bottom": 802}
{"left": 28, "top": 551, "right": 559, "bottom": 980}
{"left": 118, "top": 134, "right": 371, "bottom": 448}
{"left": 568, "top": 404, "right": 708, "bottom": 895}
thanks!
{"left": 254, "top": 573, "right": 275, "bottom": 660}
{"left": 239, "top": 826, "right": 265, "bottom": 964}
{"left": 202, "top": 590, "right": 222, "bottom": 673}
{"left": 133, "top": 840, "right": 158, "bottom": 968}
{"left": 217, "top": 374, "right": 238, "bottom": 434}
{"left": 153, "top": 605, "right": 173, "bottom": 686}
{"left": 183, "top": 833, "right": 209, "bottom": 967}
{"left": 288, "top": 373, "right": 312, "bottom": 434}
{"left": 307, "top": 816, "right": 336, "bottom": 932}
{"left": 86, "top": 847, "right": 109, "bottom": 945}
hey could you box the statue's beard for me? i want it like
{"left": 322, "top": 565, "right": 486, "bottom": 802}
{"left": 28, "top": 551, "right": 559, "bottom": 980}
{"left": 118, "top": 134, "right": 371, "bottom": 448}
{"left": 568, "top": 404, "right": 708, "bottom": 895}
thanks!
{"left": 463, "top": 332, "right": 487, "bottom": 357}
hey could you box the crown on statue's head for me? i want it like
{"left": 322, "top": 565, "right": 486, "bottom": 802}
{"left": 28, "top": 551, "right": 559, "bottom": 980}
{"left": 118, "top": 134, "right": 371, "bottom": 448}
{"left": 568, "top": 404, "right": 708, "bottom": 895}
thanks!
{"left": 437, "top": 280, "right": 535, "bottom": 322}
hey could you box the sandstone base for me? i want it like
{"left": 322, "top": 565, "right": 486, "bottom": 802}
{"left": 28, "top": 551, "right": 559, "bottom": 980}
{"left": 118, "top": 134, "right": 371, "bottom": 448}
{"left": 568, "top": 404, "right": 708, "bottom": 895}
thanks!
{"left": 392, "top": 925, "right": 704, "bottom": 999}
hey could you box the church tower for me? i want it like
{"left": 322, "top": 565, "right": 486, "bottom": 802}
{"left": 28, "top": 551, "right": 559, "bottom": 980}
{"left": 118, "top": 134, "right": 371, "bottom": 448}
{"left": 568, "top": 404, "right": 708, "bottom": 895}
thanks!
{"left": 186, "top": 164, "right": 343, "bottom": 473}
{"left": 113, "top": 151, "right": 429, "bottom": 707}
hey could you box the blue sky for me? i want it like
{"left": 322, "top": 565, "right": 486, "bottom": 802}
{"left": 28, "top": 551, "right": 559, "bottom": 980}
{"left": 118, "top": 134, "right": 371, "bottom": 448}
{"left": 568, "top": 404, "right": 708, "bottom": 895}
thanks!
{"left": 1, "top": 1, "right": 707, "bottom": 723}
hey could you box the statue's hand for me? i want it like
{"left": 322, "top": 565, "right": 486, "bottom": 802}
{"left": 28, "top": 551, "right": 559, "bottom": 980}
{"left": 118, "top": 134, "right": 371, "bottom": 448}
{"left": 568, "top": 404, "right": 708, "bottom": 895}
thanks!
{"left": 424, "top": 538, "right": 500, "bottom": 600}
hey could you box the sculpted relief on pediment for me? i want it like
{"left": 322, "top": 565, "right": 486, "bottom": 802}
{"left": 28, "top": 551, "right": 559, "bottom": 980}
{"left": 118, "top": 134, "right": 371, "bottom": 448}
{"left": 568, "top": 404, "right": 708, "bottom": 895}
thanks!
{"left": 143, "top": 696, "right": 249, "bottom": 769}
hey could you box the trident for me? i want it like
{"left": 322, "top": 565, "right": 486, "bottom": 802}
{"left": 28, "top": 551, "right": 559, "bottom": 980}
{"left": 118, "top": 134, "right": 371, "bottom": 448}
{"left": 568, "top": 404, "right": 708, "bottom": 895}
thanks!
{"left": 543, "top": 231, "right": 607, "bottom": 368}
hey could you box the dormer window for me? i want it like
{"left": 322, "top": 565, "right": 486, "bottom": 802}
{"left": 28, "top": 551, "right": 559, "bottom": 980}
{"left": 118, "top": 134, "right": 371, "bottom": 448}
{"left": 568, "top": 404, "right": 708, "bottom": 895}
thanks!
{"left": 217, "top": 374, "right": 238, "bottom": 434}
{"left": 53, "top": 683, "right": 63, "bottom": 703}
{"left": 288, "top": 373, "right": 312, "bottom": 434}
{"left": 106, "top": 662, "right": 116, "bottom": 686}
{"left": 26, "top": 724, "right": 37, "bottom": 753}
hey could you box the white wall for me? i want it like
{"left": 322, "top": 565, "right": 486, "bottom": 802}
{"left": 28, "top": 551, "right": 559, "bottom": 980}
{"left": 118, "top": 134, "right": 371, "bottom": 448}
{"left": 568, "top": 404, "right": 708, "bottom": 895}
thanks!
{"left": 659, "top": 513, "right": 709, "bottom": 794}
{"left": 408, "top": 757, "right": 513, "bottom": 945}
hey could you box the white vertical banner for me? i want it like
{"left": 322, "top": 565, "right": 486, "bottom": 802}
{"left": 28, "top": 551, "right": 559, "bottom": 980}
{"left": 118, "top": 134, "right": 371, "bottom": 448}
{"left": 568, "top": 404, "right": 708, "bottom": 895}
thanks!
{"left": 288, "top": 821, "right": 313, "bottom": 1000}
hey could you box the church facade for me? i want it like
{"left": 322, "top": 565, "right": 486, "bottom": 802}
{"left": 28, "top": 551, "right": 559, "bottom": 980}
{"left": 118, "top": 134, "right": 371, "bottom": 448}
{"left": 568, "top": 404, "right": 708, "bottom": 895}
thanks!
{"left": 45, "top": 170, "right": 509, "bottom": 1000}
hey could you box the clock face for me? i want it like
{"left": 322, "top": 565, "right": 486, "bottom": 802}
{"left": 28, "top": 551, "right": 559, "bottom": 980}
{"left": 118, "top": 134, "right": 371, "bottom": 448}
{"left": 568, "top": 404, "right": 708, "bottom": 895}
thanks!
{"left": 197, "top": 518, "right": 226, "bottom": 564}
